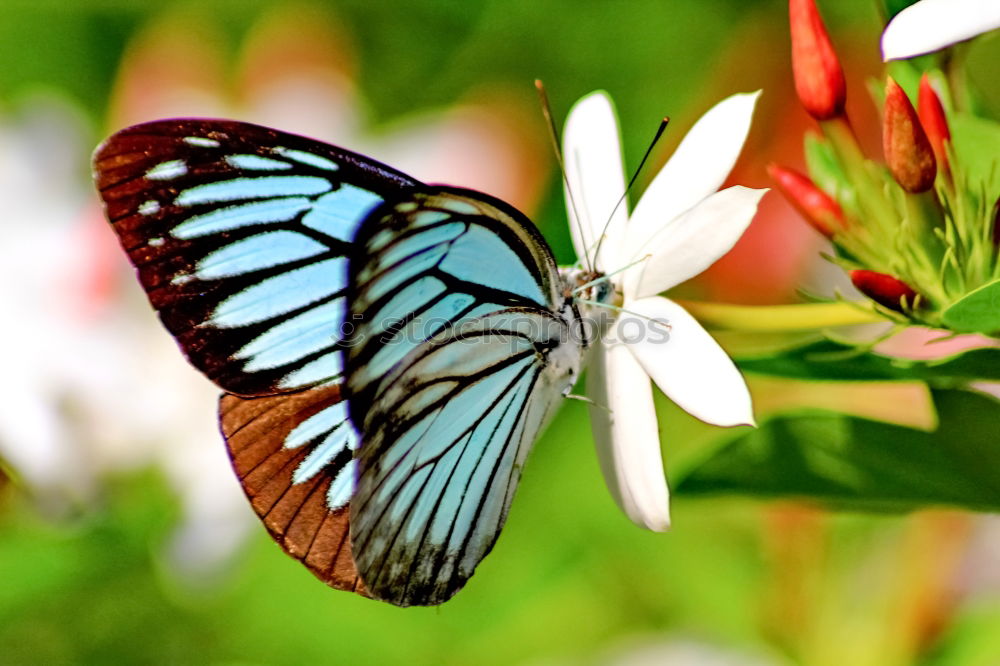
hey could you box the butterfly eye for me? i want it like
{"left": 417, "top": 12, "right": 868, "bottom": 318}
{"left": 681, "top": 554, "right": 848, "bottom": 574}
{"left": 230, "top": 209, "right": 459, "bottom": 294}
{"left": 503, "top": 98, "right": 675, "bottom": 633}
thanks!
{"left": 594, "top": 280, "right": 610, "bottom": 303}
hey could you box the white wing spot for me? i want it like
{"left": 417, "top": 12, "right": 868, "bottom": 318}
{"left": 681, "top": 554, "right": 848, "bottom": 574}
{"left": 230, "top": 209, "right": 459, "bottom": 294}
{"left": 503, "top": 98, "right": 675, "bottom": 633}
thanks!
{"left": 170, "top": 273, "right": 194, "bottom": 286}
{"left": 146, "top": 160, "right": 188, "bottom": 181}
{"left": 184, "top": 136, "right": 221, "bottom": 148}
{"left": 273, "top": 146, "right": 340, "bottom": 171}
{"left": 226, "top": 154, "right": 293, "bottom": 171}
{"left": 138, "top": 200, "right": 161, "bottom": 216}
{"left": 148, "top": 238, "right": 164, "bottom": 247}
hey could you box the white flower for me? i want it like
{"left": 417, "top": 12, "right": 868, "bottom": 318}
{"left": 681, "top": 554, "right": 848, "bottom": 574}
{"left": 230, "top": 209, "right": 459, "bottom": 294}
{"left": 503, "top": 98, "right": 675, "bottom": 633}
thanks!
{"left": 562, "top": 91, "right": 766, "bottom": 531}
{"left": 882, "top": 0, "right": 1000, "bottom": 61}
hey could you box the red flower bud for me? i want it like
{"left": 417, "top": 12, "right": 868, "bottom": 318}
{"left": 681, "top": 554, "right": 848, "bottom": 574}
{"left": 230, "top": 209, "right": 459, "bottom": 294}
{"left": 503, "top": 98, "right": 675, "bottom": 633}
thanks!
{"left": 767, "top": 163, "right": 846, "bottom": 238}
{"left": 884, "top": 77, "right": 936, "bottom": 193}
{"left": 850, "top": 269, "right": 919, "bottom": 313}
{"left": 917, "top": 74, "right": 951, "bottom": 175}
{"left": 789, "top": 0, "right": 846, "bottom": 120}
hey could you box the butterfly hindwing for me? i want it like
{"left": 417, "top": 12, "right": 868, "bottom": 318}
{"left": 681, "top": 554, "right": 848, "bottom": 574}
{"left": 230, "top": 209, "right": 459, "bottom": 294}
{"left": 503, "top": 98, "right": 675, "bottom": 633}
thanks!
{"left": 94, "top": 119, "right": 419, "bottom": 396}
{"left": 219, "top": 383, "right": 364, "bottom": 593}
{"left": 345, "top": 188, "right": 580, "bottom": 605}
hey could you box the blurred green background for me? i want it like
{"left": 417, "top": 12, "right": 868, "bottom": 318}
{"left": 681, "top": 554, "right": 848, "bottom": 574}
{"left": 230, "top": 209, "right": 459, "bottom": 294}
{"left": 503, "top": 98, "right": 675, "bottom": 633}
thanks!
{"left": 2, "top": 0, "right": 1000, "bottom": 664}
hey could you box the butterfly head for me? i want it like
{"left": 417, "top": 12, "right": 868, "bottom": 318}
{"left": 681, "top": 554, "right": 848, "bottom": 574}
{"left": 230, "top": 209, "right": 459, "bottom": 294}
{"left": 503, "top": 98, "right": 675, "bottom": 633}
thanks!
{"left": 559, "top": 267, "right": 622, "bottom": 347}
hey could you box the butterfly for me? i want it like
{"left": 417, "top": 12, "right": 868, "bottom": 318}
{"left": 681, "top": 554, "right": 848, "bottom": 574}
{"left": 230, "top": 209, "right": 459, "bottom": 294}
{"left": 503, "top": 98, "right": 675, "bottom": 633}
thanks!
{"left": 93, "top": 118, "right": 617, "bottom": 606}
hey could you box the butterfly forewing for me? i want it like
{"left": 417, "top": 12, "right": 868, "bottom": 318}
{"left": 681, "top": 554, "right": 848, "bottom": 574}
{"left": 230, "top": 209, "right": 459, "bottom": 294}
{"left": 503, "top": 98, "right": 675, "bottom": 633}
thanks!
{"left": 93, "top": 119, "right": 419, "bottom": 396}
{"left": 345, "top": 189, "right": 580, "bottom": 606}
{"left": 92, "top": 119, "right": 420, "bottom": 599}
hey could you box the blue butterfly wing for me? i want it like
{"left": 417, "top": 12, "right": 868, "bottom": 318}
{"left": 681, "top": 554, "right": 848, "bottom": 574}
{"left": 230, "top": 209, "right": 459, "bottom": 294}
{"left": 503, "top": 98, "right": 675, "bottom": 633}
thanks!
{"left": 345, "top": 188, "right": 579, "bottom": 606}
{"left": 95, "top": 123, "right": 582, "bottom": 606}
{"left": 94, "top": 119, "right": 419, "bottom": 594}
{"left": 94, "top": 118, "right": 418, "bottom": 396}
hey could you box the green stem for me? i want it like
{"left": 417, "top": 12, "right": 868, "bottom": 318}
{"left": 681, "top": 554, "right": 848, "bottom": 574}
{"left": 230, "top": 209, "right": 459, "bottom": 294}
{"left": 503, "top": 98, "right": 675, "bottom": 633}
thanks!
{"left": 822, "top": 116, "right": 898, "bottom": 227}
{"left": 678, "top": 301, "right": 884, "bottom": 331}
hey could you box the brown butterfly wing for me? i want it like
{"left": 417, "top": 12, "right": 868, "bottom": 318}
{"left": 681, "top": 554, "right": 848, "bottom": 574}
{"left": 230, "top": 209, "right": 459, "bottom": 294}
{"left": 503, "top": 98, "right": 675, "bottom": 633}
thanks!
{"left": 219, "top": 384, "right": 365, "bottom": 595}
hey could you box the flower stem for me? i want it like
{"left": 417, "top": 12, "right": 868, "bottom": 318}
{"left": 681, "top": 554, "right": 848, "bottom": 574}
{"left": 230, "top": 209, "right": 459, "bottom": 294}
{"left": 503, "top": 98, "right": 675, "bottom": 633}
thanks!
{"left": 677, "top": 300, "right": 883, "bottom": 331}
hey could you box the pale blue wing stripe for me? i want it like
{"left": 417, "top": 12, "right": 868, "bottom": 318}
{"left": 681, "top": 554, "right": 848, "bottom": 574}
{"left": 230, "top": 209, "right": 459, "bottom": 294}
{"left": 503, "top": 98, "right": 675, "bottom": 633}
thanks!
{"left": 278, "top": 350, "right": 343, "bottom": 390}
{"left": 404, "top": 444, "right": 465, "bottom": 544}
{"left": 385, "top": 468, "right": 434, "bottom": 538}
{"left": 195, "top": 231, "right": 327, "bottom": 280}
{"left": 209, "top": 257, "right": 345, "bottom": 327}
{"left": 374, "top": 412, "right": 437, "bottom": 487}
{"left": 399, "top": 328, "right": 534, "bottom": 380}
{"left": 302, "top": 185, "right": 383, "bottom": 241}
{"left": 225, "top": 154, "right": 293, "bottom": 171}
{"left": 274, "top": 146, "right": 340, "bottom": 171}
{"left": 438, "top": 225, "right": 546, "bottom": 305}
{"left": 176, "top": 175, "right": 331, "bottom": 206}
{"left": 367, "top": 228, "right": 397, "bottom": 253}
{"left": 377, "top": 223, "right": 466, "bottom": 269}
{"left": 461, "top": 303, "right": 507, "bottom": 321}
{"left": 172, "top": 197, "right": 312, "bottom": 239}
{"left": 411, "top": 210, "right": 452, "bottom": 228}
{"left": 284, "top": 400, "right": 349, "bottom": 450}
{"left": 326, "top": 458, "right": 356, "bottom": 510}
{"left": 236, "top": 298, "right": 346, "bottom": 372}
{"left": 292, "top": 422, "right": 356, "bottom": 484}
{"left": 368, "top": 276, "right": 446, "bottom": 339}
{"left": 366, "top": 292, "right": 476, "bottom": 379}
{"left": 365, "top": 245, "right": 449, "bottom": 305}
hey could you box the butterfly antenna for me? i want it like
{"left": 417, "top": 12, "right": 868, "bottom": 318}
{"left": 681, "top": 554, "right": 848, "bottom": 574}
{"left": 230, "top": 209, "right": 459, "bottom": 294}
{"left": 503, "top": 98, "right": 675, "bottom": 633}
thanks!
{"left": 575, "top": 298, "right": 672, "bottom": 333}
{"left": 571, "top": 254, "right": 651, "bottom": 295}
{"left": 536, "top": 79, "right": 591, "bottom": 272}
{"left": 591, "top": 116, "right": 670, "bottom": 268}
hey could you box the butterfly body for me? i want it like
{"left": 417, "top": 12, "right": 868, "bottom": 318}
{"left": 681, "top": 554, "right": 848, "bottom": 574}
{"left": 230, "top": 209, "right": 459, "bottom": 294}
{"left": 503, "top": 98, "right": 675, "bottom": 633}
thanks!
{"left": 93, "top": 118, "right": 615, "bottom": 606}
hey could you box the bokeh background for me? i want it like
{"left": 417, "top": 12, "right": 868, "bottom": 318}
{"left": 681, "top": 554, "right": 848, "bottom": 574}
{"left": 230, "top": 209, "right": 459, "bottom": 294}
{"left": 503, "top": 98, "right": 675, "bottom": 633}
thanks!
{"left": 2, "top": 0, "right": 999, "bottom": 663}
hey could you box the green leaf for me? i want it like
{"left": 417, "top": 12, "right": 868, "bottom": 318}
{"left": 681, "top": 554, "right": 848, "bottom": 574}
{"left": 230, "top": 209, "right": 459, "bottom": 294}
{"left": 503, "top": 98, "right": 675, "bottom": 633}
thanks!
{"left": 880, "top": 0, "right": 921, "bottom": 20}
{"left": 942, "top": 279, "right": 1000, "bottom": 334}
{"left": 676, "top": 389, "right": 1000, "bottom": 512}
{"left": 737, "top": 338, "right": 1000, "bottom": 383}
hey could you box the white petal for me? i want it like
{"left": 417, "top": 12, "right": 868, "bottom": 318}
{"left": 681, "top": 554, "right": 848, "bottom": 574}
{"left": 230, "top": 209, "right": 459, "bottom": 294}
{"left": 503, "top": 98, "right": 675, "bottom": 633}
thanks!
{"left": 626, "top": 91, "right": 760, "bottom": 261}
{"left": 624, "top": 186, "right": 766, "bottom": 299}
{"left": 587, "top": 339, "right": 671, "bottom": 531}
{"left": 882, "top": 0, "right": 1000, "bottom": 61}
{"left": 621, "top": 296, "right": 754, "bottom": 427}
{"left": 562, "top": 91, "right": 629, "bottom": 272}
